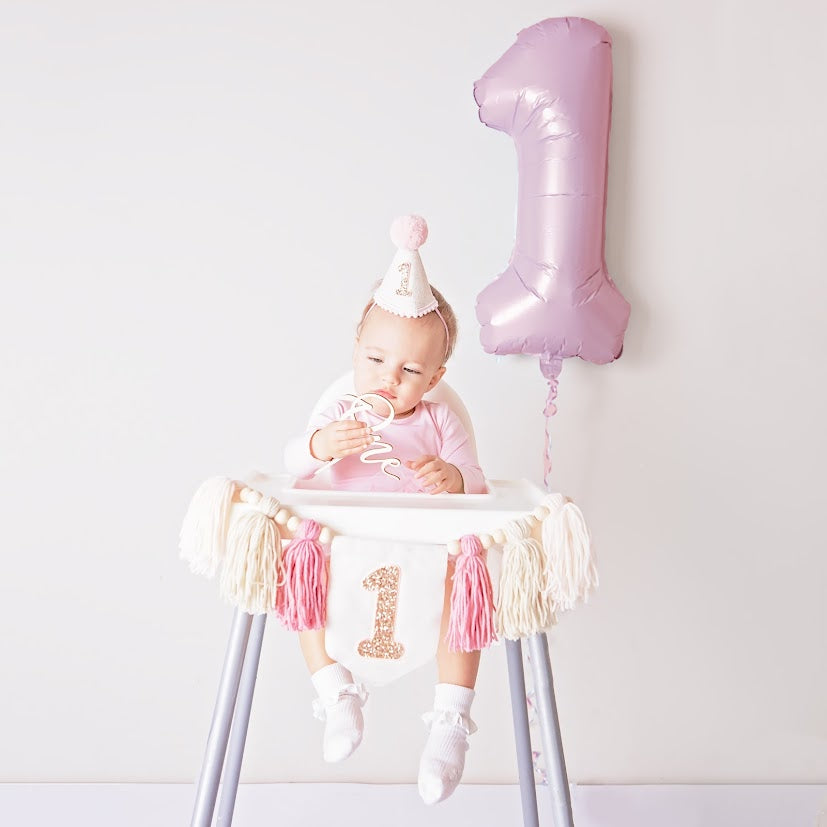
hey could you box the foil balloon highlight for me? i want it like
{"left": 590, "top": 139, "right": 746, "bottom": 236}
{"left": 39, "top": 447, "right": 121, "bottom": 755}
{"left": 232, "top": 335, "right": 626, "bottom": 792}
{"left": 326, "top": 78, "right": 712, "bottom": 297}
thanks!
{"left": 473, "top": 17, "right": 631, "bottom": 481}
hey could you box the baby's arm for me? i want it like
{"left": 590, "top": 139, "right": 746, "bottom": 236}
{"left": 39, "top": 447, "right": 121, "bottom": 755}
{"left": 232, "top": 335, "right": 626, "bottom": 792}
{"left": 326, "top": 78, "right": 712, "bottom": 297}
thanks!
{"left": 433, "top": 405, "right": 487, "bottom": 494}
{"left": 405, "top": 405, "right": 487, "bottom": 494}
{"left": 283, "top": 401, "right": 373, "bottom": 479}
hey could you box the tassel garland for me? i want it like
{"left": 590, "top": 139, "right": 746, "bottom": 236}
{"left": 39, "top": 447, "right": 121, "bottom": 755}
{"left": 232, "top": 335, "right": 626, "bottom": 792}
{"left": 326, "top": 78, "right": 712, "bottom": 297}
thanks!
{"left": 276, "top": 519, "right": 328, "bottom": 631}
{"left": 446, "top": 535, "right": 496, "bottom": 652}
{"left": 178, "top": 477, "right": 596, "bottom": 641}
{"left": 179, "top": 476, "right": 237, "bottom": 578}
{"left": 220, "top": 490, "right": 282, "bottom": 614}
{"left": 540, "top": 494, "right": 597, "bottom": 611}
{"left": 495, "top": 516, "right": 554, "bottom": 639}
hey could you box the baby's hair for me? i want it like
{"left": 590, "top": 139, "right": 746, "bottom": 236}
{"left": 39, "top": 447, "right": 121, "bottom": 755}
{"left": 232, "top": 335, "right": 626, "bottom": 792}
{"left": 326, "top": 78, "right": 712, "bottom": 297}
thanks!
{"left": 356, "top": 285, "right": 458, "bottom": 364}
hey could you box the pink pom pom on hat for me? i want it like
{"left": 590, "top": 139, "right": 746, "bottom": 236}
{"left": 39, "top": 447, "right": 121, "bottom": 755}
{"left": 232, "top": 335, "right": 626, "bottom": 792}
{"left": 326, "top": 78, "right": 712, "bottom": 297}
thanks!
{"left": 374, "top": 214, "right": 438, "bottom": 319}
{"left": 390, "top": 214, "right": 428, "bottom": 251}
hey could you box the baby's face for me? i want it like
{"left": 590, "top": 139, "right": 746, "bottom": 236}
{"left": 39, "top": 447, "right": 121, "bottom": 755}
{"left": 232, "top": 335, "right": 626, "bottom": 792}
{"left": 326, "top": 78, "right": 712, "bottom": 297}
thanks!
{"left": 352, "top": 307, "right": 446, "bottom": 418}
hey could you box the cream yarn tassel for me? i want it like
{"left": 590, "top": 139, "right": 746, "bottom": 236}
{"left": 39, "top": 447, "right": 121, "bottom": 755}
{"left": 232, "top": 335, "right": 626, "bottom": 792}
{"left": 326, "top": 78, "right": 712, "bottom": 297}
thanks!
{"left": 179, "top": 476, "right": 237, "bottom": 578}
{"left": 540, "top": 494, "right": 597, "bottom": 611}
{"left": 495, "top": 516, "right": 554, "bottom": 639}
{"left": 220, "top": 488, "right": 283, "bottom": 614}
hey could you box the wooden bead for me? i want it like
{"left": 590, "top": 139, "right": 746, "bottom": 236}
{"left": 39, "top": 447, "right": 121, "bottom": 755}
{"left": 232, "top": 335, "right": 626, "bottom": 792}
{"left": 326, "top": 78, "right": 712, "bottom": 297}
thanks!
{"left": 478, "top": 534, "right": 493, "bottom": 550}
{"left": 492, "top": 529, "right": 505, "bottom": 545}
{"left": 319, "top": 527, "right": 332, "bottom": 545}
{"left": 275, "top": 509, "right": 290, "bottom": 525}
{"left": 286, "top": 516, "right": 301, "bottom": 532}
{"left": 447, "top": 539, "right": 461, "bottom": 556}
{"left": 249, "top": 489, "right": 264, "bottom": 505}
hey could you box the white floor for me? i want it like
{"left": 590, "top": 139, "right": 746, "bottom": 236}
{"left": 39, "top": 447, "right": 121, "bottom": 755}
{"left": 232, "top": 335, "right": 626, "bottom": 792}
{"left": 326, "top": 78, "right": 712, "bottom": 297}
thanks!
{"left": 1, "top": 783, "right": 825, "bottom": 827}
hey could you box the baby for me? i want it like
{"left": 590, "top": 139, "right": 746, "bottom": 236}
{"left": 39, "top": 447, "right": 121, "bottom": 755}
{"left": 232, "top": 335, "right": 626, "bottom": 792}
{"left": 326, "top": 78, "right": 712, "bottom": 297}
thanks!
{"left": 283, "top": 216, "right": 487, "bottom": 805}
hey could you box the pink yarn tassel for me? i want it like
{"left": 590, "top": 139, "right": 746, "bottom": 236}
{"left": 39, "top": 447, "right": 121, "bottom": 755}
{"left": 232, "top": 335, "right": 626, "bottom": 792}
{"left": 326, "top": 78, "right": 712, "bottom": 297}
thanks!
{"left": 446, "top": 535, "right": 496, "bottom": 652}
{"left": 275, "top": 519, "right": 327, "bottom": 631}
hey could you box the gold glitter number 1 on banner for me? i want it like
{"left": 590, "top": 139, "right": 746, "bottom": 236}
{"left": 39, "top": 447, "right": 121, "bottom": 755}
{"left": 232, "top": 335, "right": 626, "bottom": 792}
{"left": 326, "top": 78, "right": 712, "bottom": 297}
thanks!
{"left": 357, "top": 565, "right": 405, "bottom": 660}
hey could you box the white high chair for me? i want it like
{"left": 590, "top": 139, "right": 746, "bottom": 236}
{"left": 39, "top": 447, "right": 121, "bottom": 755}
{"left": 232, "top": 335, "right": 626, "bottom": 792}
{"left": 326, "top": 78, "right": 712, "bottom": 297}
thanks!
{"left": 190, "top": 378, "right": 575, "bottom": 827}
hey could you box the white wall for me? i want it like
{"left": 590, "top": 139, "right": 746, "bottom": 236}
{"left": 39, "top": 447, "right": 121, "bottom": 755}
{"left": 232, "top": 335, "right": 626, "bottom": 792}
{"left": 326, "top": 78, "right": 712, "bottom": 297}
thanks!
{"left": 1, "top": 0, "right": 824, "bottom": 784}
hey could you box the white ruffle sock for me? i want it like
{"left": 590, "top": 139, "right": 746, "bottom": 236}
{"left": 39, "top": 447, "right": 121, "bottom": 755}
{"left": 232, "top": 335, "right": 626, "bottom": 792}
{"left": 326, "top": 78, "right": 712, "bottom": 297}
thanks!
{"left": 311, "top": 663, "right": 368, "bottom": 763}
{"left": 418, "top": 683, "right": 477, "bottom": 805}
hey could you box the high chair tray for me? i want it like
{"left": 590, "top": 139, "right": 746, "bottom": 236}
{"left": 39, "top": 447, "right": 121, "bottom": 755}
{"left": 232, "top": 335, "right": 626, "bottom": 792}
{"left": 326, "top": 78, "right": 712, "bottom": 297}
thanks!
{"left": 243, "top": 474, "right": 545, "bottom": 543}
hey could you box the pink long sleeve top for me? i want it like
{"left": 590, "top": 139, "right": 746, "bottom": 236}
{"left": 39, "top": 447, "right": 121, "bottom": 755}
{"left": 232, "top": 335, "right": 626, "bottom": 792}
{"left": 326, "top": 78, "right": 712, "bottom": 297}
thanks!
{"left": 284, "top": 399, "right": 487, "bottom": 494}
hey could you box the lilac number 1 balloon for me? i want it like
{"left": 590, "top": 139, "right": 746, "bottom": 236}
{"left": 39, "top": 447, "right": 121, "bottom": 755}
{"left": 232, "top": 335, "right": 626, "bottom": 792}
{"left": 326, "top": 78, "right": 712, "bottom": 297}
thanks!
{"left": 474, "top": 18, "right": 631, "bottom": 480}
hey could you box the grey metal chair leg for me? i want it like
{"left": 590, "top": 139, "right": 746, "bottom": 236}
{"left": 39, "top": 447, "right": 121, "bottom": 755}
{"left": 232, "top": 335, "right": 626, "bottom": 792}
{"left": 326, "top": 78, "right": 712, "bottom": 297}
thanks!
{"left": 527, "top": 632, "right": 574, "bottom": 827}
{"left": 216, "top": 613, "right": 267, "bottom": 826}
{"left": 191, "top": 609, "right": 254, "bottom": 827}
{"left": 505, "top": 639, "right": 541, "bottom": 827}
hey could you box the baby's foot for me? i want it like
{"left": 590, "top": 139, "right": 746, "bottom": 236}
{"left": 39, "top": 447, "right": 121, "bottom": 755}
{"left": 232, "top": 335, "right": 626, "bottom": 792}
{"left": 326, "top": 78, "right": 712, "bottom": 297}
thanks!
{"left": 311, "top": 663, "right": 368, "bottom": 763}
{"left": 417, "top": 684, "right": 477, "bottom": 805}
{"left": 313, "top": 690, "right": 367, "bottom": 762}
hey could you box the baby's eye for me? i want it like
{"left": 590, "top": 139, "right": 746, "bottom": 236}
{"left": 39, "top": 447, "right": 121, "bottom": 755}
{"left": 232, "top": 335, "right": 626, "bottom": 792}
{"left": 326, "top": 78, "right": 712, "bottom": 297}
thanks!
{"left": 368, "top": 356, "right": 382, "bottom": 364}
{"left": 404, "top": 367, "right": 422, "bottom": 375}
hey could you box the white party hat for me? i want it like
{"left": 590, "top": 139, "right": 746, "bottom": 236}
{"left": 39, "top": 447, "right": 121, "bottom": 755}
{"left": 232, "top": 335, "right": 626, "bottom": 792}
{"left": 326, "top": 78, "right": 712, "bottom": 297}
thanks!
{"left": 373, "top": 215, "right": 438, "bottom": 318}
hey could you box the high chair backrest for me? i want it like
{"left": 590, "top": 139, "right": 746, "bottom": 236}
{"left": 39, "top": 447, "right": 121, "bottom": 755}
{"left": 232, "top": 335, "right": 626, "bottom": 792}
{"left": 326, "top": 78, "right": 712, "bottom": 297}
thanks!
{"left": 309, "top": 371, "right": 478, "bottom": 459}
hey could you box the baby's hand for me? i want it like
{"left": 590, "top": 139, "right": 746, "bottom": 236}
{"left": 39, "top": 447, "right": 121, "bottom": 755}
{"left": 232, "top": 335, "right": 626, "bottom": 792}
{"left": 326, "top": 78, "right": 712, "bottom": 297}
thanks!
{"left": 310, "top": 420, "right": 374, "bottom": 461}
{"left": 405, "top": 456, "right": 464, "bottom": 495}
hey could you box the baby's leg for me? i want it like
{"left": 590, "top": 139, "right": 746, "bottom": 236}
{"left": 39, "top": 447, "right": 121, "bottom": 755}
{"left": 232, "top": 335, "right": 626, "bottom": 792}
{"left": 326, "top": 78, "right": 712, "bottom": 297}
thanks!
{"left": 298, "top": 629, "right": 367, "bottom": 763}
{"left": 418, "top": 560, "right": 481, "bottom": 805}
{"left": 298, "top": 629, "right": 335, "bottom": 673}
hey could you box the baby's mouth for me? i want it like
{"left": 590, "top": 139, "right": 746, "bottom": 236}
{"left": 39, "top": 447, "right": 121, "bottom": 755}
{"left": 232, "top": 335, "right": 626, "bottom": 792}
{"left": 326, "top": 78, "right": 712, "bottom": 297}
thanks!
{"left": 374, "top": 389, "right": 396, "bottom": 400}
